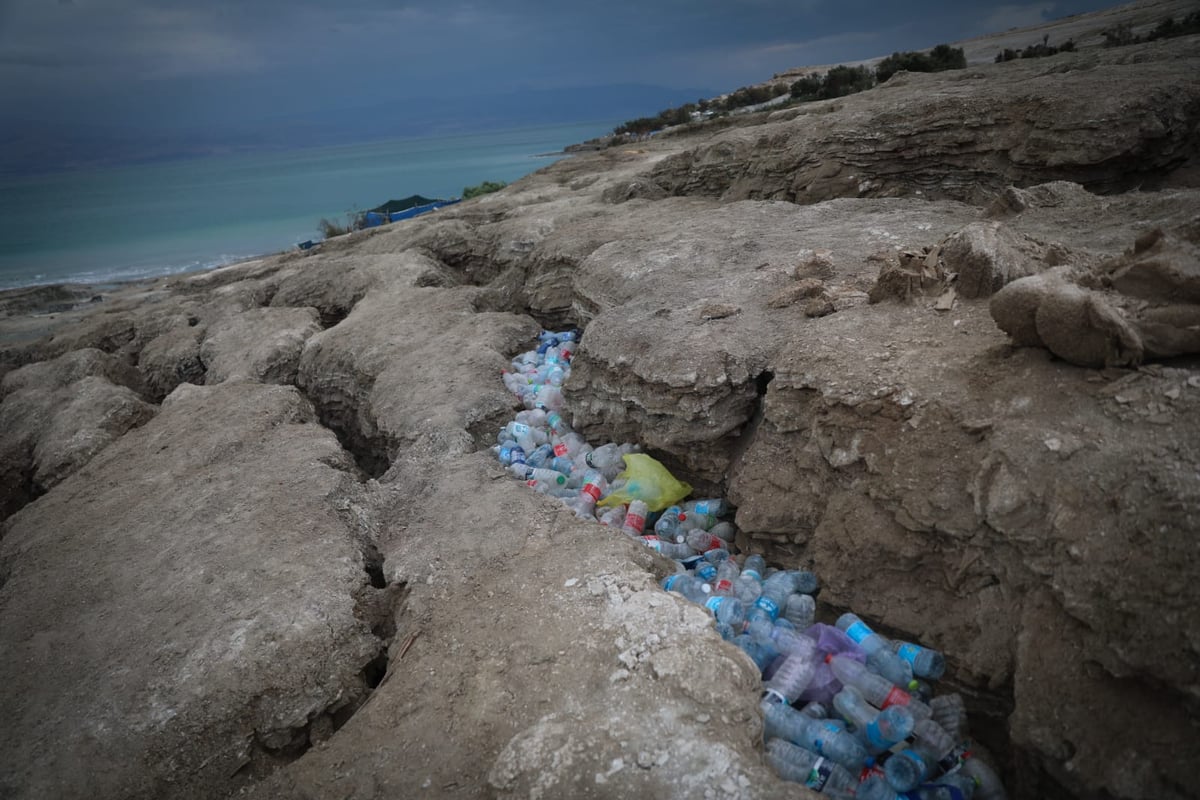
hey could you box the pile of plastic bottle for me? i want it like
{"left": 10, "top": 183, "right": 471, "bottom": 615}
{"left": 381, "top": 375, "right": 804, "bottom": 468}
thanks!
{"left": 494, "top": 330, "right": 1008, "bottom": 800}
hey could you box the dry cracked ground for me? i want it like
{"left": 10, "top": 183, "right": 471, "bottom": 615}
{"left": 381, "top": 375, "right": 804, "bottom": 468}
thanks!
{"left": 2, "top": 15, "right": 1199, "bottom": 800}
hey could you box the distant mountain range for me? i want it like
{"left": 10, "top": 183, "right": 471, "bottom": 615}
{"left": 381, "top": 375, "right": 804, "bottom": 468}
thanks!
{"left": 0, "top": 83, "right": 713, "bottom": 176}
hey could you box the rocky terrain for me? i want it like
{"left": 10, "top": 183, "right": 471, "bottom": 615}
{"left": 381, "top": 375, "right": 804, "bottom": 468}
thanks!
{"left": 2, "top": 4, "right": 1199, "bottom": 799}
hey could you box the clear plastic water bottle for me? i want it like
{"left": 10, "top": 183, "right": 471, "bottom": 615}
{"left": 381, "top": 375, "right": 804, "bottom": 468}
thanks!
{"left": 661, "top": 573, "right": 710, "bottom": 605}
{"left": 680, "top": 511, "right": 717, "bottom": 531}
{"left": 784, "top": 569, "right": 819, "bottom": 595}
{"left": 654, "top": 506, "right": 687, "bottom": 538}
{"left": 832, "top": 685, "right": 914, "bottom": 754}
{"left": 545, "top": 410, "right": 571, "bottom": 436}
{"left": 584, "top": 443, "right": 625, "bottom": 477}
{"left": 597, "top": 505, "right": 625, "bottom": 528}
{"left": 799, "top": 701, "right": 827, "bottom": 719}
{"left": 884, "top": 719, "right": 956, "bottom": 792}
{"left": 836, "top": 613, "right": 913, "bottom": 688}
{"left": 684, "top": 530, "right": 727, "bottom": 553}
{"left": 890, "top": 638, "right": 947, "bottom": 680}
{"left": 535, "top": 385, "right": 565, "bottom": 410}
{"left": 693, "top": 559, "right": 718, "bottom": 585}
{"left": 826, "top": 655, "right": 931, "bottom": 720}
{"left": 959, "top": 754, "right": 1007, "bottom": 800}
{"left": 642, "top": 536, "right": 694, "bottom": 559}
{"left": 709, "top": 521, "right": 737, "bottom": 542}
{"left": 515, "top": 408, "right": 548, "bottom": 427}
{"left": 761, "top": 697, "right": 867, "bottom": 770}
{"left": 857, "top": 775, "right": 902, "bottom": 800}
{"left": 783, "top": 593, "right": 816, "bottom": 629}
{"left": 763, "top": 738, "right": 858, "bottom": 797}
{"left": 703, "top": 595, "right": 746, "bottom": 628}
{"left": 711, "top": 559, "right": 740, "bottom": 596}
{"left": 526, "top": 477, "right": 573, "bottom": 497}
{"left": 753, "top": 571, "right": 794, "bottom": 621}
{"left": 762, "top": 635, "right": 819, "bottom": 705}
{"left": 621, "top": 500, "right": 649, "bottom": 536}
{"left": 683, "top": 497, "right": 728, "bottom": 516}
{"left": 733, "top": 634, "right": 777, "bottom": 672}
{"left": 703, "top": 548, "right": 730, "bottom": 565}
{"left": 510, "top": 464, "right": 567, "bottom": 484}
{"left": 735, "top": 575, "right": 764, "bottom": 607}
{"left": 524, "top": 443, "right": 555, "bottom": 468}
{"left": 930, "top": 694, "right": 969, "bottom": 742}
{"left": 569, "top": 470, "right": 606, "bottom": 519}
{"left": 741, "top": 554, "right": 766, "bottom": 583}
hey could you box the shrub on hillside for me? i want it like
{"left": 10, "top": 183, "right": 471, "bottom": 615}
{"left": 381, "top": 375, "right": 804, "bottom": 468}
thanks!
{"left": 995, "top": 35, "right": 1076, "bottom": 62}
{"left": 876, "top": 44, "right": 966, "bottom": 83}
{"left": 821, "top": 65, "right": 876, "bottom": 98}
{"left": 463, "top": 180, "right": 507, "bottom": 199}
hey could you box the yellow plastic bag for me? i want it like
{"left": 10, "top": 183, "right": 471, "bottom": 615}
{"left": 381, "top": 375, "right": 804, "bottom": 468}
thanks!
{"left": 596, "top": 453, "right": 692, "bottom": 512}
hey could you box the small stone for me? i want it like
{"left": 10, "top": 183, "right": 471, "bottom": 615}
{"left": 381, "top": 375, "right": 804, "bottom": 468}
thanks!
{"left": 699, "top": 303, "right": 740, "bottom": 320}
{"left": 1114, "top": 394, "right": 1132, "bottom": 404}
{"left": 564, "top": 577, "right": 578, "bottom": 587}
{"left": 637, "top": 751, "right": 654, "bottom": 769}
{"left": 1164, "top": 386, "right": 1182, "bottom": 400}
{"left": 610, "top": 669, "right": 632, "bottom": 683}
{"left": 803, "top": 297, "right": 835, "bottom": 318}
{"left": 1044, "top": 437, "right": 1062, "bottom": 452}
{"left": 1188, "top": 376, "right": 1200, "bottom": 389}
{"left": 695, "top": 712, "right": 711, "bottom": 723}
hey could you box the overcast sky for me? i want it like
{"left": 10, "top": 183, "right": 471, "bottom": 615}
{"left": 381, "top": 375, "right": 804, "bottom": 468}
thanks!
{"left": 1, "top": 1, "right": 1128, "bottom": 150}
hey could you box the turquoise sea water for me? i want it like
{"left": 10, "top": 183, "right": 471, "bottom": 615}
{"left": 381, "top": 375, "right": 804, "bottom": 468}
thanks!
{"left": 0, "top": 121, "right": 614, "bottom": 290}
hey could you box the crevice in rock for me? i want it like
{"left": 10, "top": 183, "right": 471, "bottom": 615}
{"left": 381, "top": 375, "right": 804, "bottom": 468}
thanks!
{"left": 724, "top": 369, "right": 774, "bottom": 495}
{"left": 295, "top": 382, "right": 392, "bottom": 480}
{"left": 0, "top": 464, "right": 44, "bottom": 527}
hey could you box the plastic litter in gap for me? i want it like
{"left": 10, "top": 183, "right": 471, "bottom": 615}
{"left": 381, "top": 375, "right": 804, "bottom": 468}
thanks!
{"left": 494, "top": 329, "right": 1008, "bottom": 800}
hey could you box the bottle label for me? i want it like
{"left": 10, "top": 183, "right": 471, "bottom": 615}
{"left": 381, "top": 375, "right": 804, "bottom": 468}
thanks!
{"left": 512, "top": 422, "right": 530, "bottom": 436}
{"left": 714, "top": 579, "right": 732, "bottom": 594}
{"left": 705, "top": 597, "right": 725, "bottom": 615}
{"left": 663, "top": 575, "right": 683, "bottom": 592}
{"left": 645, "top": 540, "right": 663, "bottom": 553}
{"left": 805, "top": 757, "right": 833, "bottom": 791}
{"left": 680, "top": 555, "right": 703, "bottom": 570}
{"left": 695, "top": 564, "right": 717, "bottom": 581}
{"left": 584, "top": 452, "right": 596, "bottom": 468}
{"left": 693, "top": 500, "right": 715, "bottom": 514}
{"left": 938, "top": 744, "right": 972, "bottom": 775}
{"left": 844, "top": 620, "right": 873, "bottom": 644}
{"left": 896, "top": 642, "right": 923, "bottom": 665}
{"left": 742, "top": 569, "right": 762, "bottom": 582}
{"left": 510, "top": 447, "right": 526, "bottom": 465}
{"left": 553, "top": 442, "right": 569, "bottom": 457}
{"left": 755, "top": 596, "right": 780, "bottom": 620}
{"left": 581, "top": 482, "right": 602, "bottom": 501}
{"left": 626, "top": 511, "right": 646, "bottom": 534}
{"left": 864, "top": 720, "right": 894, "bottom": 750}
{"left": 882, "top": 686, "right": 911, "bottom": 709}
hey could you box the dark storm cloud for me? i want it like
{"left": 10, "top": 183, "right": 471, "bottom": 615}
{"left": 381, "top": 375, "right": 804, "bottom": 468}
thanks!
{"left": 0, "top": 0, "right": 1126, "bottom": 158}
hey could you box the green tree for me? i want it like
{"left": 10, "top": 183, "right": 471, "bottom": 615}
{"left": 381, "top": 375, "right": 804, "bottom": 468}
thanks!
{"left": 820, "top": 65, "right": 875, "bottom": 99}
{"left": 790, "top": 74, "right": 823, "bottom": 100}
